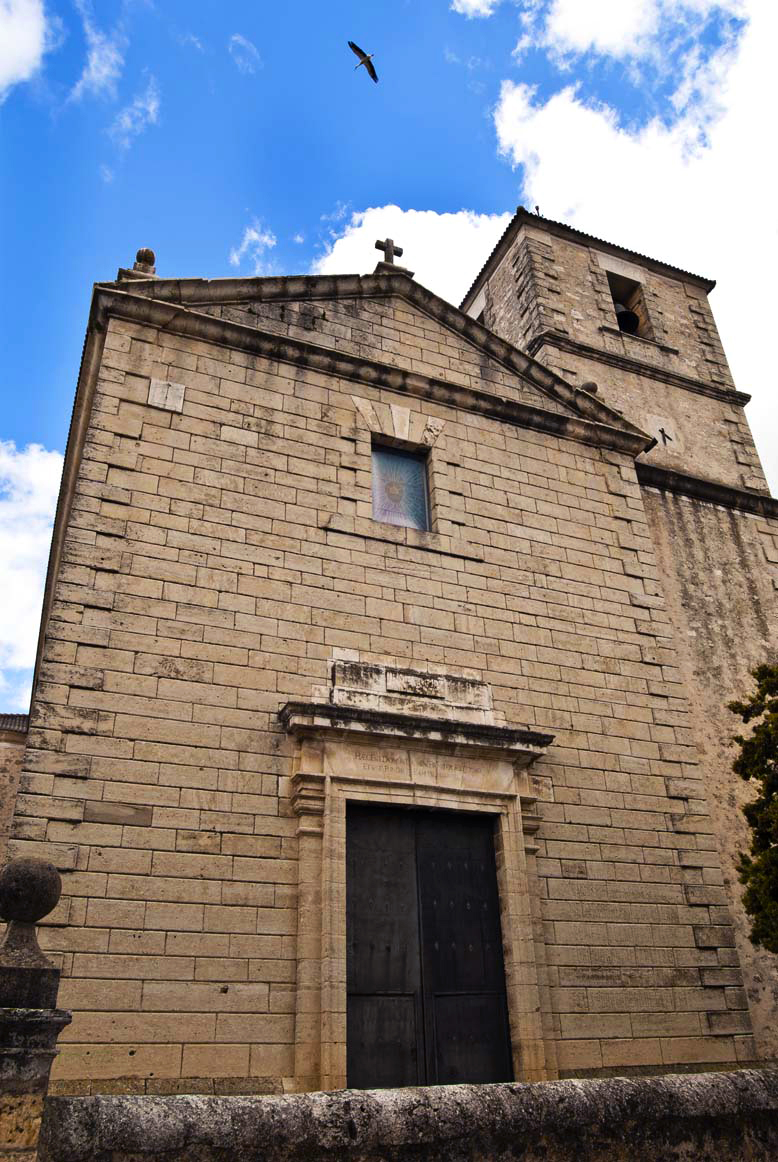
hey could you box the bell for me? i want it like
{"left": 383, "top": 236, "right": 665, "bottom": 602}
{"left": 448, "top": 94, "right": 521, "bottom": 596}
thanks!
{"left": 614, "top": 302, "right": 640, "bottom": 334}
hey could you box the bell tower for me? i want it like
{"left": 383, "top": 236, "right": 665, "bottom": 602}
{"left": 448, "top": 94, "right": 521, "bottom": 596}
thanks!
{"left": 461, "top": 207, "right": 768, "bottom": 493}
{"left": 464, "top": 208, "right": 778, "bottom": 1067}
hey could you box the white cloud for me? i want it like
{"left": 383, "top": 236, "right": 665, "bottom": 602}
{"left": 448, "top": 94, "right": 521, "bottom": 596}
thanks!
{"left": 0, "top": 441, "right": 63, "bottom": 712}
{"left": 451, "top": 0, "right": 504, "bottom": 16}
{"left": 321, "top": 200, "right": 351, "bottom": 223}
{"left": 293, "top": 233, "right": 305, "bottom": 244}
{"left": 107, "top": 75, "right": 160, "bottom": 150}
{"left": 228, "top": 33, "right": 261, "bottom": 75}
{"left": 229, "top": 220, "right": 277, "bottom": 274}
{"left": 70, "top": 0, "right": 124, "bottom": 101}
{"left": 515, "top": 0, "right": 746, "bottom": 62}
{"left": 0, "top": 0, "right": 55, "bottom": 102}
{"left": 494, "top": 1, "right": 777, "bottom": 491}
{"left": 313, "top": 205, "right": 512, "bottom": 305}
{"left": 542, "top": 0, "right": 660, "bottom": 57}
{"left": 179, "top": 32, "right": 204, "bottom": 53}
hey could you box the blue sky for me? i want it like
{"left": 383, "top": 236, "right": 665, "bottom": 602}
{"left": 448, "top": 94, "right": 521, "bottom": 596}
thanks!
{"left": 1, "top": 0, "right": 774, "bottom": 709}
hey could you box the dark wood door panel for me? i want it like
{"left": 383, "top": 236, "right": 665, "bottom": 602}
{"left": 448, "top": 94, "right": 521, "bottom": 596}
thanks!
{"left": 347, "top": 806, "right": 421, "bottom": 996}
{"left": 346, "top": 804, "right": 513, "bottom": 1088}
{"left": 347, "top": 995, "right": 421, "bottom": 1089}
{"left": 431, "top": 993, "right": 513, "bottom": 1084}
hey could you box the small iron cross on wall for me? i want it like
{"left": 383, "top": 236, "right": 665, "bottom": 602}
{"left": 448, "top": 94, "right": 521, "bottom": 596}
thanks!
{"left": 375, "top": 238, "right": 403, "bottom": 264}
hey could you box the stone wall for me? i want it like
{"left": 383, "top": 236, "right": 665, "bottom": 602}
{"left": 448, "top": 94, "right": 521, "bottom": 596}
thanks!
{"left": 8, "top": 285, "right": 750, "bottom": 1089}
{"left": 38, "top": 1070, "right": 778, "bottom": 1162}
{"left": 0, "top": 722, "right": 27, "bottom": 860}
{"left": 642, "top": 489, "right": 778, "bottom": 1059}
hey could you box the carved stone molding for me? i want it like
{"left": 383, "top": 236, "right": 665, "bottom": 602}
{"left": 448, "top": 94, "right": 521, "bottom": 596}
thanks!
{"left": 280, "top": 676, "right": 557, "bottom": 1092}
{"left": 280, "top": 701, "right": 553, "bottom": 767}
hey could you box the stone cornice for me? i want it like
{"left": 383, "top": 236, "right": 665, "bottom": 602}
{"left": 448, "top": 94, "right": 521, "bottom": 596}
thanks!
{"left": 91, "top": 286, "right": 652, "bottom": 457}
{"left": 279, "top": 701, "right": 554, "bottom": 765}
{"left": 637, "top": 462, "right": 778, "bottom": 518}
{"left": 99, "top": 268, "right": 646, "bottom": 439}
{"left": 29, "top": 307, "right": 109, "bottom": 704}
{"left": 528, "top": 330, "right": 750, "bottom": 406}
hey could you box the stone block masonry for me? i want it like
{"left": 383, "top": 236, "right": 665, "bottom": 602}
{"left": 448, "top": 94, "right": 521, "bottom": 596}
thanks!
{"left": 6, "top": 265, "right": 757, "bottom": 1092}
{"left": 463, "top": 208, "right": 778, "bottom": 1068}
{"left": 1, "top": 717, "right": 28, "bottom": 860}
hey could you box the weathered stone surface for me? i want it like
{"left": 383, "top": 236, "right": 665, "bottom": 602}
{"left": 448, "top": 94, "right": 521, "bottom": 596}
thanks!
{"left": 38, "top": 1070, "right": 778, "bottom": 1161}
{"left": 0, "top": 857, "right": 62, "bottom": 925}
{"left": 7, "top": 224, "right": 774, "bottom": 1089}
{"left": 0, "top": 859, "right": 64, "bottom": 1008}
{"left": 0, "top": 721, "right": 27, "bottom": 862}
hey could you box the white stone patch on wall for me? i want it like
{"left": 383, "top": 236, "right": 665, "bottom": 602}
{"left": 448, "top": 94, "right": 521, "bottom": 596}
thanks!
{"left": 148, "top": 379, "right": 186, "bottom": 413}
{"left": 644, "top": 413, "right": 685, "bottom": 456}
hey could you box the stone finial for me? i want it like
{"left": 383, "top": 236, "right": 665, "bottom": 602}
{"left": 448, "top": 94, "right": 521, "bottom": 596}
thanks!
{"left": 0, "top": 858, "right": 61, "bottom": 926}
{"left": 580, "top": 381, "right": 599, "bottom": 395}
{"left": 0, "top": 859, "right": 70, "bottom": 1160}
{"left": 133, "top": 247, "right": 156, "bottom": 275}
{"left": 0, "top": 859, "right": 62, "bottom": 1005}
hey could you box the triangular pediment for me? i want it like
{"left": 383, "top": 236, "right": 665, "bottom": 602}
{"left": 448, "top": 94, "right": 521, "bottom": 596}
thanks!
{"left": 100, "top": 268, "right": 648, "bottom": 443}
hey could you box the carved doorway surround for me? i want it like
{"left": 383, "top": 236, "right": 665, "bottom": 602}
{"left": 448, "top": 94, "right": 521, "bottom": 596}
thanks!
{"left": 280, "top": 662, "right": 556, "bottom": 1092}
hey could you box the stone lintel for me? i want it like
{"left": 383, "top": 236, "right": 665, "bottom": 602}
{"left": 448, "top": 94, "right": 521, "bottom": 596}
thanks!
{"left": 279, "top": 701, "right": 553, "bottom": 765}
{"left": 637, "top": 462, "right": 778, "bottom": 518}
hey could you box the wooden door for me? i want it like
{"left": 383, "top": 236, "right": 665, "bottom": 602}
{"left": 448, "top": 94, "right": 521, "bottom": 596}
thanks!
{"left": 346, "top": 804, "right": 513, "bottom": 1089}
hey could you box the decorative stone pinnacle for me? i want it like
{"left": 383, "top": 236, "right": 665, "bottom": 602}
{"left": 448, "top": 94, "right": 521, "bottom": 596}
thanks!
{"left": 0, "top": 859, "right": 71, "bottom": 1160}
{"left": 133, "top": 247, "right": 156, "bottom": 275}
{"left": 0, "top": 858, "right": 61, "bottom": 925}
{"left": 0, "top": 858, "right": 61, "bottom": 974}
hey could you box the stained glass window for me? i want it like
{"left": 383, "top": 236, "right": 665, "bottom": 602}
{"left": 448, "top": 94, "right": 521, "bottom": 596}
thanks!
{"left": 372, "top": 444, "right": 430, "bottom": 531}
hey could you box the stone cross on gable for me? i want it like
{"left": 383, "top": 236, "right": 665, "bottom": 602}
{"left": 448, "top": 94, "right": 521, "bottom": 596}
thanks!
{"left": 375, "top": 238, "right": 403, "bottom": 264}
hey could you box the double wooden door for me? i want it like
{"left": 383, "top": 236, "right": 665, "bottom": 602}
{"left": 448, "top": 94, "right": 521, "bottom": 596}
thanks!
{"left": 346, "top": 804, "right": 513, "bottom": 1088}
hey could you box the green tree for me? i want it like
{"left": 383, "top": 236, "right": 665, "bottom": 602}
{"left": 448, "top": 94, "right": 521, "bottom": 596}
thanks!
{"left": 729, "top": 663, "right": 778, "bottom": 954}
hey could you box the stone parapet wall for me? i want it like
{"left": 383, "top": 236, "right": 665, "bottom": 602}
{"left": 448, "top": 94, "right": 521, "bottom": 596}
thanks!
{"left": 39, "top": 1070, "right": 778, "bottom": 1162}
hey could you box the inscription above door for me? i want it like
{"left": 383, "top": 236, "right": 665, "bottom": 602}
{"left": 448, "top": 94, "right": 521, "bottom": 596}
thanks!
{"left": 346, "top": 804, "right": 513, "bottom": 1088}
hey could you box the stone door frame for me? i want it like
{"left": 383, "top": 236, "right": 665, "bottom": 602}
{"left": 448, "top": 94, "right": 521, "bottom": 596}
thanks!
{"left": 282, "top": 707, "right": 555, "bottom": 1091}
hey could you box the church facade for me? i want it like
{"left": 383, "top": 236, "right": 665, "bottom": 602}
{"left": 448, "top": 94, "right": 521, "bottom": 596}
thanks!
{"left": 3, "top": 210, "right": 777, "bottom": 1093}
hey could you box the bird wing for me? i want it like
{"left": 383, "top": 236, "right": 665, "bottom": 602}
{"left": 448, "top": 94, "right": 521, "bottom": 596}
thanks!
{"left": 366, "top": 58, "right": 378, "bottom": 83}
{"left": 348, "top": 40, "right": 367, "bottom": 61}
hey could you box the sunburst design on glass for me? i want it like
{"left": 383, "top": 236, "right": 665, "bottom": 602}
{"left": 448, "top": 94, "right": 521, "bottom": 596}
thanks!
{"left": 372, "top": 445, "right": 430, "bottom": 531}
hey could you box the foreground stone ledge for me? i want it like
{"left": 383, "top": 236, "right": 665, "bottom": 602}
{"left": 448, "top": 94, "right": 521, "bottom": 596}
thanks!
{"left": 38, "top": 1069, "right": 778, "bottom": 1162}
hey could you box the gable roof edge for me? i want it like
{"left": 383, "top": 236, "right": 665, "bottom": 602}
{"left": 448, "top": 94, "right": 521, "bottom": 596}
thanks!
{"left": 93, "top": 284, "right": 652, "bottom": 459}
{"left": 98, "top": 267, "right": 643, "bottom": 437}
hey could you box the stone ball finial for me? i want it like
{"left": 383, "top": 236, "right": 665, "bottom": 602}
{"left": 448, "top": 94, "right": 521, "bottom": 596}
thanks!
{"left": 581, "top": 381, "right": 599, "bottom": 395}
{"left": 136, "top": 247, "right": 155, "bottom": 267}
{"left": 0, "top": 858, "right": 62, "bottom": 925}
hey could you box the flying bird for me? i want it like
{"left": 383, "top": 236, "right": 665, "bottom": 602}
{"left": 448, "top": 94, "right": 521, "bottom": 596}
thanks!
{"left": 348, "top": 40, "right": 378, "bottom": 83}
